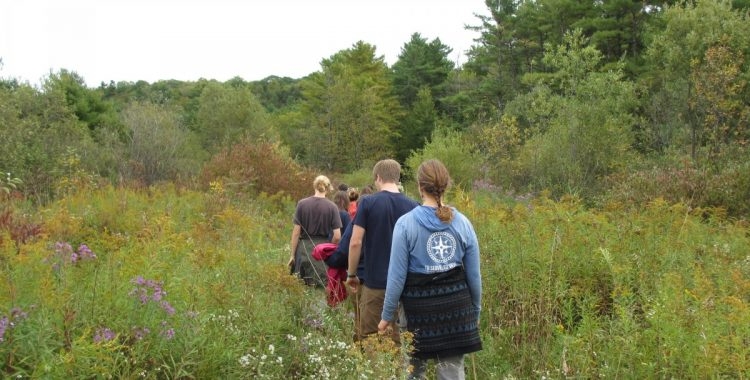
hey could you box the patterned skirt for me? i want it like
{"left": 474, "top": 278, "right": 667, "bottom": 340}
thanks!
{"left": 294, "top": 236, "right": 329, "bottom": 287}
{"left": 402, "top": 267, "right": 482, "bottom": 359}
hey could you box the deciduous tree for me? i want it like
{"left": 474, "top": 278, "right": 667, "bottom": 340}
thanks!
{"left": 642, "top": 0, "right": 750, "bottom": 162}
{"left": 195, "top": 82, "right": 275, "bottom": 153}
{"left": 121, "top": 102, "right": 200, "bottom": 185}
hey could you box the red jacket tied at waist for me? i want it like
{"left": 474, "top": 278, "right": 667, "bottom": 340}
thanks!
{"left": 312, "top": 243, "right": 348, "bottom": 307}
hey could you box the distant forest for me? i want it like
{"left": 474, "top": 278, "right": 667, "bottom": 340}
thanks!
{"left": 1, "top": 0, "right": 749, "bottom": 216}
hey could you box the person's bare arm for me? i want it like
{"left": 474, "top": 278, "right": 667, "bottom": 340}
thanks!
{"left": 288, "top": 224, "right": 301, "bottom": 268}
{"left": 345, "top": 225, "right": 365, "bottom": 292}
{"left": 331, "top": 228, "right": 342, "bottom": 244}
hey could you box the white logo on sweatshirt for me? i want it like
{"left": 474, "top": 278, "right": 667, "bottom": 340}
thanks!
{"left": 426, "top": 231, "right": 456, "bottom": 264}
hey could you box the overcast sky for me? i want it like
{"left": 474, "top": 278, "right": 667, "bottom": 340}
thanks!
{"left": 1, "top": 0, "right": 488, "bottom": 87}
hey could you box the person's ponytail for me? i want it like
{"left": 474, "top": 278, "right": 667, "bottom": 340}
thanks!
{"left": 435, "top": 189, "right": 453, "bottom": 223}
{"left": 418, "top": 159, "right": 453, "bottom": 223}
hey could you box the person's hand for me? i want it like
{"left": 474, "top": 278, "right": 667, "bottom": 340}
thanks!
{"left": 287, "top": 257, "right": 295, "bottom": 270}
{"left": 378, "top": 319, "right": 391, "bottom": 334}
{"left": 345, "top": 276, "right": 359, "bottom": 293}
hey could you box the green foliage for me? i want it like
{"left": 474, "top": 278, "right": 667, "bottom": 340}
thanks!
{"left": 438, "top": 69, "right": 486, "bottom": 126}
{"left": 462, "top": 0, "right": 532, "bottom": 121}
{"left": 0, "top": 172, "right": 22, "bottom": 197}
{"left": 406, "top": 126, "right": 482, "bottom": 189}
{"left": 0, "top": 185, "right": 413, "bottom": 378}
{"left": 297, "top": 41, "right": 402, "bottom": 171}
{"left": 464, "top": 193, "right": 750, "bottom": 378}
{"left": 392, "top": 87, "right": 438, "bottom": 162}
{"left": 514, "top": 30, "right": 637, "bottom": 198}
{"left": 248, "top": 76, "right": 303, "bottom": 113}
{"left": 642, "top": 0, "right": 750, "bottom": 160}
{"left": 194, "top": 81, "right": 276, "bottom": 153}
{"left": 272, "top": 104, "right": 308, "bottom": 163}
{"left": 120, "top": 101, "right": 204, "bottom": 185}
{"left": 689, "top": 38, "right": 750, "bottom": 164}
{"left": 391, "top": 33, "right": 454, "bottom": 110}
{"left": 335, "top": 166, "right": 377, "bottom": 193}
{"left": 466, "top": 115, "right": 524, "bottom": 189}
{"left": 1, "top": 182, "right": 749, "bottom": 378}
{"left": 43, "top": 69, "right": 120, "bottom": 134}
{"left": 602, "top": 153, "right": 750, "bottom": 217}
{"left": 0, "top": 80, "right": 95, "bottom": 203}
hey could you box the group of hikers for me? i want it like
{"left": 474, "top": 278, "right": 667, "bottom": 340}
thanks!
{"left": 288, "top": 158, "right": 482, "bottom": 379}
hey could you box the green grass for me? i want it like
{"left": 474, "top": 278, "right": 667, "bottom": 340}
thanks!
{"left": 1, "top": 185, "right": 748, "bottom": 378}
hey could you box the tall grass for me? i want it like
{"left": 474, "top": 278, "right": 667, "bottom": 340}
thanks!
{"left": 1, "top": 184, "right": 748, "bottom": 378}
{"left": 464, "top": 190, "right": 750, "bottom": 379}
{"left": 1, "top": 184, "right": 407, "bottom": 379}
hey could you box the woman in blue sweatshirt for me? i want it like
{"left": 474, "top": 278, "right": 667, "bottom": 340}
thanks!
{"left": 378, "top": 159, "right": 482, "bottom": 379}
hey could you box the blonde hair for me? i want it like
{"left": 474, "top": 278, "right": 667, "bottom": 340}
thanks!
{"left": 373, "top": 159, "right": 401, "bottom": 184}
{"left": 417, "top": 159, "right": 453, "bottom": 222}
{"left": 313, "top": 175, "right": 332, "bottom": 193}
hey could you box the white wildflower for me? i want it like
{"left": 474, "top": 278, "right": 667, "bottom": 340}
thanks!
{"left": 239, "top": 354, "right": 251, "bottom": 367}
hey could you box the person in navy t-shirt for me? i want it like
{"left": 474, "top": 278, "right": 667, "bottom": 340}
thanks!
{"left": 345, "top": 159, "right": 418, "bottom": 342}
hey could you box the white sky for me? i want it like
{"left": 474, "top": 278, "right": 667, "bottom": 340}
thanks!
{"left": 1, "top": 0, "right": 488, "bottom": 88}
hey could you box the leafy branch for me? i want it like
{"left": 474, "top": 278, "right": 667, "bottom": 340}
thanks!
{"left": 1, "top": 172, "right": 23, "bottom": 195}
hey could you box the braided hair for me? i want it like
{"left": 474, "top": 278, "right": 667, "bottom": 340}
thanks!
{"left": 417, "top": 159, "right": 453, "bottom": 223}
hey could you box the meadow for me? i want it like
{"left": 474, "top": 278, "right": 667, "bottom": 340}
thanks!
{"left": 1, "top": 183, "right": 748, "bottom": 379}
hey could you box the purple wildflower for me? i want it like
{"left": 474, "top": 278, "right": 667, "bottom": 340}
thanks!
{"left": 159, "top": 321, "right": 175, "bottom": 340}
{"left": 162, "top": 328, "right": 175, "bottom": 340}
{"left": 50, "top": 241, "right": 96, "bottom": 266}
{"left": 129, "top": 287, "right": 149, "bottom": 304}
{"left": 151, "top": 286, "right": 166, "bottom": 302}
{"left": 55, "top": 241, "right": 73, "bottom": 255}
{"left": 77, "top": 244, "right": 96, "bottom": 259}
{"left": 129, "top": 276, "right": 176, "bottom": 316}
{"left": 160, "top": 301, "right": 175, "bottom": 316}
{"left": 1, "top": 307, "right": 30, "bottom": 343}
{"left": 94, "top": 327, "right": 116, "bottom": 343}
{"left": 132, "top": 326, "right": 150, "bottom": 340}
{"left": 52, "top": 241, "right": 74, "bottom": 265}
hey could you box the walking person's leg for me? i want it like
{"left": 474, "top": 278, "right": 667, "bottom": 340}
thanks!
{"left": 407, "top": 356, "right": 428, "bottom": 379}
{"left": 352, "top": 282, "right": 363, "bottom": 341}
{"left": 436, "top": 355, "right": 465, "bottom": 380}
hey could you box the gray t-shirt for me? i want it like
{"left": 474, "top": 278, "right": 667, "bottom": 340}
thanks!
{"left": 293, "top": 196, "right": 342, "bottom": 238}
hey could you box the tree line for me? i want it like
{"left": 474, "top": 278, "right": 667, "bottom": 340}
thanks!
{"left": 1, "top": 0, "right": 748, "bottom": 215}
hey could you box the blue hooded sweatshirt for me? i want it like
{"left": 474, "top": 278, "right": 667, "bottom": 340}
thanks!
{"left": 381, "top": 205, "right": 482, "bottom": 322}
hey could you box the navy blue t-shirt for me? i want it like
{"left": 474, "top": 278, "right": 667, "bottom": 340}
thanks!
{"left": 353, "top": 191, "right": 418, "bottom": 289}
{"left": 339, "top": 210, "right": 351, "bottom": 231}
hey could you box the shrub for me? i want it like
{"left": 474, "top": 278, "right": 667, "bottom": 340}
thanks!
{"left": 0, "top": 209, "right": 42, "bottom": 249}
{"left": 406, "top": 126, "right": 482, "bottom": 189}
{"left": 199, "top": 137, "right": 317, "bottom": 201}
{"left": 602, "top": 155, "right": 750, "bottom": 218}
